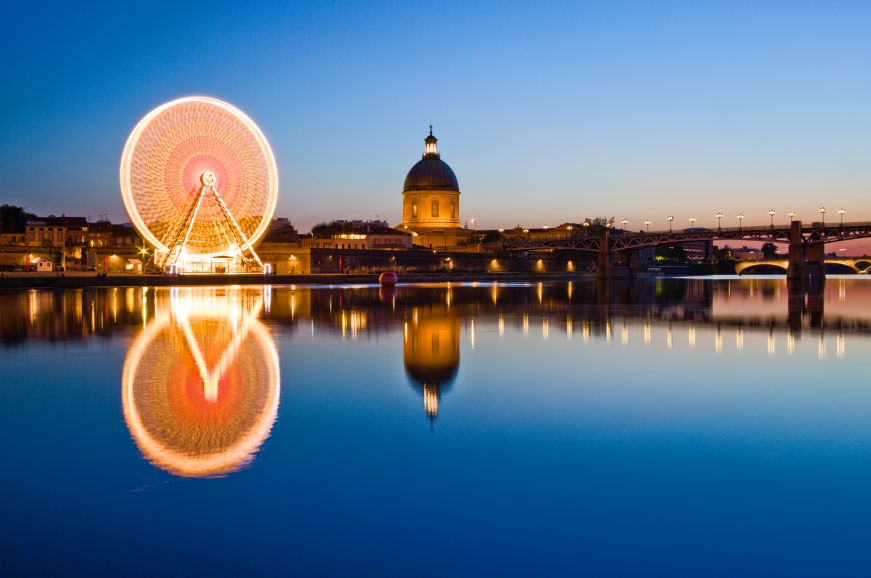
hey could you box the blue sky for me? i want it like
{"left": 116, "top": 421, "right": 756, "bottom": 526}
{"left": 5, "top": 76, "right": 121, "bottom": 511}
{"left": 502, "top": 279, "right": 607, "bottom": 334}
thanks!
{"left": 2, "top": 0, "right": 870, "bottom": 237}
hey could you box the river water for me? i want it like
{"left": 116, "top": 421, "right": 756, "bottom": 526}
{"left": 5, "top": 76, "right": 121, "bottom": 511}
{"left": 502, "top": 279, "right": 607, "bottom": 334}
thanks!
{"left": 2, "top": 277, "right": 870, "bottom": 576}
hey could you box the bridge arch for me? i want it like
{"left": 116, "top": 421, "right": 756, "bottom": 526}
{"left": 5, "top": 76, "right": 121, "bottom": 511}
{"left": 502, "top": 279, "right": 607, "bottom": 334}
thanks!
{"left": 825, "top": 262, "right": 860, "bottom": 274}
{"left": 735, "top": 260, "right": 788, "bottom": 275}
{"left": 854, "top": 260, "right": 871, "bottom": 270}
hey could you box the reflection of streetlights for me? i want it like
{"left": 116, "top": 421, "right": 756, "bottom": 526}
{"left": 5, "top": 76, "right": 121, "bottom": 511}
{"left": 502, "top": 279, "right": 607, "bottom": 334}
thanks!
{"left": 788, "top": 211, "right": 796, "bottom": 222}
{"left": 768, "top": 209, "right": 776, "bottom": 228}
{"left": 819, "top": 206, "right": 827, "bottom": 226}
{"left": 716, "top": 213, "right": 723, "bottom": 230}
{"left": 838, "top": 208, "right": 846, "bottom": 226}
{"left": 644, "top": 219, "right": 651, "bottom": 232}
{"left": 667, "top": 216, "right": 674, "bottom": 231}
{"left": 689, "top": 217, "right": 696, "bottom": 229}
{"left": 737, "top": 213, "right": 745, "bottom": 230}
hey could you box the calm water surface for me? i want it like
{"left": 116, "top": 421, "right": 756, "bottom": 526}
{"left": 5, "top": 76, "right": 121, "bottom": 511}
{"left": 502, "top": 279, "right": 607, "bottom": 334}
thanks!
{"left": 2, "top": 277, "right": 871, "bottom": 576}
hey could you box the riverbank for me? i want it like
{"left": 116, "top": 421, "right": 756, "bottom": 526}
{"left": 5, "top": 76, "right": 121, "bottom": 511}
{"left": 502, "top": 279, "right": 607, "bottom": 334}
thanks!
{"left": 0, "top": 271, "right": 599, "bottom": 289}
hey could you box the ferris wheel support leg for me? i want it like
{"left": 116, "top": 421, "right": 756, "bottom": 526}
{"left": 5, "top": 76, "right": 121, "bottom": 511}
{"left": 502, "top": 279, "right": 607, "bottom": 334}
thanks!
{"left": 211, "top": 187, "right": 264, "bottom": 268}
{"left": 157, "top": 189, "right": 203, "bottom": 270}
{"left": 167, "top": 186, "right": 208, "bottom": 270}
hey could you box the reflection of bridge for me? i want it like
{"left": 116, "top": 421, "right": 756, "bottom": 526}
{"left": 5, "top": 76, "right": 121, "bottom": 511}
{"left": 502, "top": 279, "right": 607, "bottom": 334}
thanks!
{"left": 504, "top": 221, "right": 871, "bottom": 279}
{"left": 736, "top": 258, "right": 871, "bottom": 275}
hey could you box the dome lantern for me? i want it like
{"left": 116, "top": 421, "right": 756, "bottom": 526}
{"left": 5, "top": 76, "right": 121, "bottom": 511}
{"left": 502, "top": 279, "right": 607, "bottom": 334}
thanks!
{"left": 423, "top": 125, "right": 439, "bottom": 158}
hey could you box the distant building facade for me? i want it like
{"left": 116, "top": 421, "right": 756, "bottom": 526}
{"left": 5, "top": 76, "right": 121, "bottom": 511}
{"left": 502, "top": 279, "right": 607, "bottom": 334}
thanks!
{"left": 303, "top": 220, "right": 412, "bottom": 250}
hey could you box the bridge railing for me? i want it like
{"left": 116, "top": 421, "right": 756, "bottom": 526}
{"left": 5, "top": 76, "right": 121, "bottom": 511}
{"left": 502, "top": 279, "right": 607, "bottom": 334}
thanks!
{"left": 503, "top": 221, "right": 871, "bottom": 243}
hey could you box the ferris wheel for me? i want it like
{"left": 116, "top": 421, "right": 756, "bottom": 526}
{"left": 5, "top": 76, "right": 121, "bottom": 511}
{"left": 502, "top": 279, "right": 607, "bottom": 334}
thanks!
{"left": 120, "top": 97, "right": 278, "bottom": 272}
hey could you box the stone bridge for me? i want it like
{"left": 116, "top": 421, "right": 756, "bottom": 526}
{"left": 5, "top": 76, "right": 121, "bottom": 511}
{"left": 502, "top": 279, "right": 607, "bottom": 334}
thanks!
{"left": 735, "top": 258, "right": 871, "bottom": 275}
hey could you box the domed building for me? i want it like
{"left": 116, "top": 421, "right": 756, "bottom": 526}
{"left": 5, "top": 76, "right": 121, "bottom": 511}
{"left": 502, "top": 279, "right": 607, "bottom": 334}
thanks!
{"left": 401, "top": 128, "right": 473, "bottom": 248}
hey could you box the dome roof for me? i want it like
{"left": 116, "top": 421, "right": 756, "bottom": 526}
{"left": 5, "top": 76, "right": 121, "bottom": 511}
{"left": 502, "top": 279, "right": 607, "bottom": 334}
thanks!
{"left": 403, "top": 158, "right": 459, "bottom": 192}
{"left": 402, "top": 128, "right": 460, "bottom": 192}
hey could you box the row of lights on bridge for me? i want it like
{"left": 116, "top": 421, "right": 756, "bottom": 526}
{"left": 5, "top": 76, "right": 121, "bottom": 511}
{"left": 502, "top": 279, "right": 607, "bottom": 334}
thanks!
{"left": 512, "top": 207, "right": 849, "bottom": 233}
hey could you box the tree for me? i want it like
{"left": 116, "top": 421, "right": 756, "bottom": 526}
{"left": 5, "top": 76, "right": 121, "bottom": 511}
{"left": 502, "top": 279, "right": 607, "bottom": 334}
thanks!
{"left": 583, "top": 217, "right": 615, "bottom": 227}
{"left": 761, "top": 242, "right": 778, "bottom": 259}
{"left": 0, "top": 205, "right": 36, "bottom": 231}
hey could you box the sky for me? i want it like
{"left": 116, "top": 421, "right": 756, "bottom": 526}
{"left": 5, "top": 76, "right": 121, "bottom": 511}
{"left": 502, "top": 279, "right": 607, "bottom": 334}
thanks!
{"left": 1, "top": 0, "right": 870, "bottom": 250}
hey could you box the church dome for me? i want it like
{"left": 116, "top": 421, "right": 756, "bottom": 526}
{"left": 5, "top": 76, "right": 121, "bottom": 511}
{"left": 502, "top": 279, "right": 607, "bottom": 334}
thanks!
{"left": 402, "top": 128, "right": 460, "bottom": 192}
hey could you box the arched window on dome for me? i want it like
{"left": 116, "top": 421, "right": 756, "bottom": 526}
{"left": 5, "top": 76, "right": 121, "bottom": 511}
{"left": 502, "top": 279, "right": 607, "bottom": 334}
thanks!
{"left": 431, "top": 200, "right": 439, "bottom": 218}
{"left": 450, "top": 202, "right": 456, "bottom": 219}
{"left": 412, "top": 202, "right": 418, "bottom": 219}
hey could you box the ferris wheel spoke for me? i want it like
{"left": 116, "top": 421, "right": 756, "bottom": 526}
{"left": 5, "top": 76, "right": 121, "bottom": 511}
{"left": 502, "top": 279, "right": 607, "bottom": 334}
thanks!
{"left": 211, "top": 186, "right": 264, "bottom": 267}
{"left": 156, "top": 191, "right": 202, "bottom": 268}
{"left": 167, "top": 186, "right": 208, "bottom": 269}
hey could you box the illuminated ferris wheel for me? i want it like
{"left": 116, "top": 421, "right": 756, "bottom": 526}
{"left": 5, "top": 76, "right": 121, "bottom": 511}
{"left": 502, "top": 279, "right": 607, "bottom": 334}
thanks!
{"left": 120, "top": 97, "right": 278, "bottom": 272}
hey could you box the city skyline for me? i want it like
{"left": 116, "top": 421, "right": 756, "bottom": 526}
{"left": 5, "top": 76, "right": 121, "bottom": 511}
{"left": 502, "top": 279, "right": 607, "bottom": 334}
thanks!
{"left": 2, "top": 1, "right": 871, "bottom": 251}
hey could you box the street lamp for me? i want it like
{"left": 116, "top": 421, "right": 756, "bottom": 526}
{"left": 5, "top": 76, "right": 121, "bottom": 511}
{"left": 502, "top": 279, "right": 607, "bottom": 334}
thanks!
{"left": 644, "top": 219, "right": 651, "bottom": 232}
{"left": 667, "top": 216, "right": 674, "bottom": 231}
{"left": 737, "top": 213, "right": 745, "bottom": 230}
{"left": 768, "top": 209, "right": 776, "bottom": 228}
{"left": 689, "top": 217, "right": 697, "bottom": 229}
{"left": 621, "top": 219, "right": 629, "bottom": 230}
{"left": 838, "top": 208, "right": 846, "bottom": 226}
{"left": 819, "top": 206, "right": 827, "bottom": 226}
{"left": 788, "top": 211, "right": 796, "bottom": 222}
{"left": 716, "top": 213, "right": 723, "bottom": 230}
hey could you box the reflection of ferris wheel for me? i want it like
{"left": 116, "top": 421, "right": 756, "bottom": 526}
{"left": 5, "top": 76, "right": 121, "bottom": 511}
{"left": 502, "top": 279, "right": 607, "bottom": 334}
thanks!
{"left": 120, "top": 97, "right": 278, "bottom": 272}
{"left": 122, "top": 288, "right": 280, "bottom": 477}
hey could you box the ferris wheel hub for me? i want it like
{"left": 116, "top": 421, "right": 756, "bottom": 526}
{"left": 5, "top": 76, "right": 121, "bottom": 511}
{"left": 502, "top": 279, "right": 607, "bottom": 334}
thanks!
{"left": 200, "top": 171, "right": 217, "bottom": 187}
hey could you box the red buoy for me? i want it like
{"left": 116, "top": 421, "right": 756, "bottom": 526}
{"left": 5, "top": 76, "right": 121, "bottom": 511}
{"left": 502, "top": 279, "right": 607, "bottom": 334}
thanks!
{"left": 379, "top": 271, "right": 398, "bottom": 287}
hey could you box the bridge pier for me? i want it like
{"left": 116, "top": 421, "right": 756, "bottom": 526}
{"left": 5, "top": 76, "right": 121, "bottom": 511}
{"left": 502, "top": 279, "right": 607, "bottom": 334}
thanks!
{"left": 805, "top": 242, "right": 826, "bottom": 281}
{"left": 596, "top": 229, "right": 610, "bottom": 279}
{"left": 596, "top": 229, "right": 634, "bottom": 279}
{"left": 787, "top": 221, "right": 805, "bottom": 280}
{"left": 786, "top": 220, "right": 825, "bottom": 281}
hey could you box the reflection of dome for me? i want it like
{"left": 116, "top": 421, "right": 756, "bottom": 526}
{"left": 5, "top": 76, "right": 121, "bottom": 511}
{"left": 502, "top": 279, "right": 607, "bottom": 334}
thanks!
{"left": 122, "top": 288, "right": 279, "bottom": 477}
{"left": 403, "top": 312, "right": 460, "bottom": 419}
{"left": 402, "top": 129, "right": 460, "bottom": 192}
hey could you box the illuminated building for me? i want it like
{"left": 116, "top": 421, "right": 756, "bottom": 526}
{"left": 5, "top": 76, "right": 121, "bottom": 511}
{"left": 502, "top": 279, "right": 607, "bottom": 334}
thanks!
{"left": 304, "top": 220, "right": 411, "bottom": 250}
{"left": 400, "top": 128, "right": 473, "bottom": 249}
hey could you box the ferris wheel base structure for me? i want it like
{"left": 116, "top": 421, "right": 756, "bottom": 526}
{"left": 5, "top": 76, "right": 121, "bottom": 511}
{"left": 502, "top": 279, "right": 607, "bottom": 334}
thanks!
{"left": 120, "top": 97, "right": 279, "bottom": 275}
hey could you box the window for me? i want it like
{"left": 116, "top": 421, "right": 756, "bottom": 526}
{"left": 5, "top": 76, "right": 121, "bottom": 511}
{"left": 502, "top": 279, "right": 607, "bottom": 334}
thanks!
{"left": 450, "top": 202, "right": 456, "bottom": 219}
{"left": 411, "top": 202, "right": 418, "bottom": 218}
{"left": 431, "top": 200, "right": 439, "bottom": 218}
